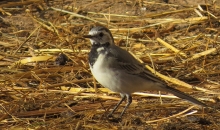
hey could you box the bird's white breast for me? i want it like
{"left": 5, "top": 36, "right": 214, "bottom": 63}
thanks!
{"left": 90, "top": 52, "right": 122, "bottom": 92}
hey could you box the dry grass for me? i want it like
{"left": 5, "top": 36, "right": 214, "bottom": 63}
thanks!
{"left": 0, "top": 0, "right": 220, "bottom": 129}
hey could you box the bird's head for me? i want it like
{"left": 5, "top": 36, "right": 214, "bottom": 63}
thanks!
{"left": 83, "top": 26, "right": 115, "bottom": 46}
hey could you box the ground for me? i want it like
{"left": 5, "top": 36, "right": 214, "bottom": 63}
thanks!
{"left": 0, "top": 0, "right": 220, "bottom": 130}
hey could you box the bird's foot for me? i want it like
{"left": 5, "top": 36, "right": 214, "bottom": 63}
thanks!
{"left": 107, "top": 114, "right": 122, "bottom": 122}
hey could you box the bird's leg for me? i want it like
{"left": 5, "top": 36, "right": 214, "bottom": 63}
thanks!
{"left": 107, "top": 95, "right": 126, "bottom": 117}
{"left": 119, "top": 94, "right": 132, "bottom": 118}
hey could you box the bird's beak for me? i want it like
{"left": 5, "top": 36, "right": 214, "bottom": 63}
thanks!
{"left": 83, "top": 35, "right": 93, "bottom": 39}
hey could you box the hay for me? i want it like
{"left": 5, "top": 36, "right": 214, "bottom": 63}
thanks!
{"left": 0, "top": 0, "right": 220, "bottom": 129}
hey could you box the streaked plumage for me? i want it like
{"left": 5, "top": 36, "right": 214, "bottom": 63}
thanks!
{"left": 84, "top": 26, "right": 206, "bottom": 118}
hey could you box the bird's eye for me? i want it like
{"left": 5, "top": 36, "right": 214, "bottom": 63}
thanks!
{"left": 99, "top": 32, "right": 104, "bottom": 37}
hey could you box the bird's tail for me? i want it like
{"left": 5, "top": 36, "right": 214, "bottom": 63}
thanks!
{"left": 164, "top": 85, "right": 207, "bottom": 107}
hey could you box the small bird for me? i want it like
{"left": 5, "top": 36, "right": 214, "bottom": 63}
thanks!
{"left": 84, "top": 26, "right": 206, "bottom": 118}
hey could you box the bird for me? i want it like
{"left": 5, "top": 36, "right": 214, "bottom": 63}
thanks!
{"left": 83, "top": 26, "right": 207, "bottom": 118}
